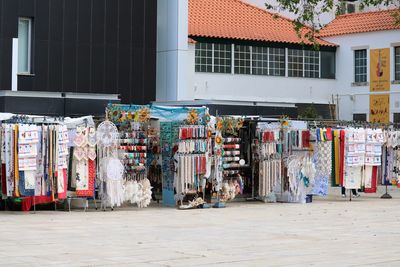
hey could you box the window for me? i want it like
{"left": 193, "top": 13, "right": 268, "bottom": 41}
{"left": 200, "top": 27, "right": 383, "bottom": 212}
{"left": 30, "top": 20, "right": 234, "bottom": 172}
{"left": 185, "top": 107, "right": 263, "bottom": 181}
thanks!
{"left": 18, "top": 17, "right": 32, "bottom": 74}
{"left": 234, "top": 45, "right": 250, "bottom": 74}
{"left": 354, "top": 49, "right": 367, "bottom": 83}
{"left": 252, "top": 46, "right": 268, "bottom": 75}
{"left": 288, "top": 49, "right": 303, "bottom": 77}
{"left": 214, "top": 43, "right": 232, "bottom": 73}
{"left": 193, "top": 41, "right": 335, "bottom": 79}
{"left": 353, "top": 113, "right": 367, "bottom": 122}
{"left": 321, "top": 51, "right": 335, "bottom": 79}
{"left": 304, "top": 50, "right": 319, "bottom": 78}
{"left": 395, "top": 47, "right": 400, "bottom": 81}
{"left": 269, "top": 48, "right": 285, "bottom": 76}
{"left": 394, "top": 113, "right": 400, "bottom": 124}
{"left": 195, "top": 43, "right": 213, "bottom": 73}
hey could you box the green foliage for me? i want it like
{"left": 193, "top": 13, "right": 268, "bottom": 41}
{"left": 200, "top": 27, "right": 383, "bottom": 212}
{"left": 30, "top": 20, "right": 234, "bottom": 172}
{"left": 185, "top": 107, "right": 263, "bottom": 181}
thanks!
{"left": 265, "top": 0, "right": 400, "bottom": 46}
{"left": 298, "top": 105, "right": 319, "bottom": 119}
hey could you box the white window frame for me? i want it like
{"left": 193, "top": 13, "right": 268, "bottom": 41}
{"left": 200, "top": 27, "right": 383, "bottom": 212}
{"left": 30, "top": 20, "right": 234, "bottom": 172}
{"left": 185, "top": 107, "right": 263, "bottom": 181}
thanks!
{"left": 18, "top": 17, "right": 32, "bottom": 75}
{"left": 395, "top": 46, "right": 400, "bottom": 81}
{"left": 304, "top": 50, "right": 320, "bottom": 78}
{"left": 354, "top": 49, "right": 367, "bottom": 83}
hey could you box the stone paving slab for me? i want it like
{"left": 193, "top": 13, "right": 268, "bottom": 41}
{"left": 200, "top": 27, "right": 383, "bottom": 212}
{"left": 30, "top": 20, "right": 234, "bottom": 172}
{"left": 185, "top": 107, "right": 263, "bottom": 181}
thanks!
{"left": 1, "top": 187, "right": 400, "bottom": 266}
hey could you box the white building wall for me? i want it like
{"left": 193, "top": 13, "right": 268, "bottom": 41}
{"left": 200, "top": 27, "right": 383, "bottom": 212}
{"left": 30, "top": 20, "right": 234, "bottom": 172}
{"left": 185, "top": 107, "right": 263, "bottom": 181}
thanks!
{"left": 323, "top": 30, "right": 400, "bottom": 121}
{"left": 187, "top": 43, "right": 336, "bottom": 105}
{"left": 156, "top": 0, "right": 189, "bottom": 102}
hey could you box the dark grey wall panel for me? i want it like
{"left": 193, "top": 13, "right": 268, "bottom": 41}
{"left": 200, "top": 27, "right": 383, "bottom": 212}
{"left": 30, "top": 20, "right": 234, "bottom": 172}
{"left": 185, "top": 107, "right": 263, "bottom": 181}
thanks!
{"left": 63, "top": 0, "right": 78, "bottom": 42}
{"left": 3, "top": 0, "right": 18, "bottom": 38}
{"left": 62, "top": 42, "right": 77, "bottom": 92}
{"left": 49, "top": 0, "right": 63, "bottom": 41}
{"left": 118, "top": 43, "right": 130, "bottom": 102}
{"left": 18, "top": 0, "right": 34, "bottom": 17}
{"left": 0, "top": 0, "right": 157, "bottom": 105}
{"left": 49, "top": 42, "right": 63, "bottom": 90}
{"left": 92, "top": 0, "right": 105, "bottom": 43}
{"left": 104, "top": 44, "right": 117, "bottom": 93}
{"left": 77, "top": 0, "right": 91, "bottom": 44}
{"left": 33, "top": 40, "right": 49, "bottom": 91}
{"left": 0, "top": 39, "right": 11, "bottom": 89}
{"left": 35, "top": 0, "right": 49, "bottom": 41}
{"left": 105, "top": 0, "right": 118, "bottom": 44}
{"left": 91, "top": 45, "right": 104, "bottom": 93}
{"left": 76, "top": 44, "right": 91, "bottom": 93}
{"left": 17, "top": 75, "right": 33, "bottom": 91}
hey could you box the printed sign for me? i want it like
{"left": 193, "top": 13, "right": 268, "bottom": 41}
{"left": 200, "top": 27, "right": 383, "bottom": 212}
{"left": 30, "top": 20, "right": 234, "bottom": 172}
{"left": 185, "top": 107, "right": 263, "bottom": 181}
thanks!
{"left": 369, "top": 94, "right": 389, "bottom": 123}
{"left": 370, "top": 48, "right": 390, "bottom": 92}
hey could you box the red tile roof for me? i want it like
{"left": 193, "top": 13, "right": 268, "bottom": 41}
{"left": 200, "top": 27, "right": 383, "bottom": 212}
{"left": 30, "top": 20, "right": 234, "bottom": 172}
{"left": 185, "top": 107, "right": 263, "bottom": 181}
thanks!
{"left": 320, "top": 9, "right": 400, "bottom": 37}
{"left": 189, "top": 0, "right": 336, "bottom": 47}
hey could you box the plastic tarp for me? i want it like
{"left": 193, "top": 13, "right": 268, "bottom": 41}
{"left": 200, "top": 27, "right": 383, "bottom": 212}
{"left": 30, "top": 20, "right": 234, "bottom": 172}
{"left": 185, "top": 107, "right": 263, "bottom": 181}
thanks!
{"left": 106, "top": 104, "right": 207, "bottom": 122}
{"left": 0, "top": 113, "right": 94, "bottom": 129}
{"left": 64, "top": 116, "right": 95, "bottom": 129}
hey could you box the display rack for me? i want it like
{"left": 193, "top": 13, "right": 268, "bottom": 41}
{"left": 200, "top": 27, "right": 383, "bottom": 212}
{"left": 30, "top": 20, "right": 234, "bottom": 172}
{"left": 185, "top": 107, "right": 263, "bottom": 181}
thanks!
{"left": 175, "top": 125, "right": 208, "bottom": 206}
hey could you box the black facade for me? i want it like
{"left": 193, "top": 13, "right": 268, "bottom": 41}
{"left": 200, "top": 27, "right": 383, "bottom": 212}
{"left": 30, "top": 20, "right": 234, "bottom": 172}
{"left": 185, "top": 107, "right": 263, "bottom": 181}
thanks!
{"left": 0, "top": 0, "right": 157, "bottom": 116}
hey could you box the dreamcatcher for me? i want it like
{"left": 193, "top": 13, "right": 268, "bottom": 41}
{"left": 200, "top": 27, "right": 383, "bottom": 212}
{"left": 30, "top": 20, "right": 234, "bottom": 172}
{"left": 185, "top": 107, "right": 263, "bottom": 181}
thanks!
{"left": 97, "top": 120, "right": 121, "bottom": 210}
{"left": 102, "top": 157, "right": 125, "bottom": 208}
{"left": 96, "top": 120, "right": 119, "bottom": 148}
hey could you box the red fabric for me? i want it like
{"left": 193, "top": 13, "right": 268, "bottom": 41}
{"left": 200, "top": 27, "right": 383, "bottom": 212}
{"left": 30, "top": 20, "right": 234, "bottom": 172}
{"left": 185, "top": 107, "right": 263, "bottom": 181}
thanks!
{"left": 181, "top": 128, "right": 187, "bottom": 139}
{"left": 57, "top": 169, "right": 68, "bottom": 199}
{"left": 76, "top": 160, "right": 95, "bottom": 197}
{"left": 302, "top": 131, "right": 310, "bottom": 148}
{"left": 21, "top": 196, "right": 54, "bottom": 212}
{"left": 326, "top": 128, "right": 332, "bottom": 141}
{"left": 339, "top": 130, "right": 345, "bottom": 186}
{"left": 365, "top": 166, "right": 378, "bottom": 193}
{"left": 223, "top": 144, "right": 240, "bottom": 149}
{"left": 1, "top": 164, "right": 6, "bottom": 195}
{"left": 201, "top": 156, "right": 206, "bottom": 174}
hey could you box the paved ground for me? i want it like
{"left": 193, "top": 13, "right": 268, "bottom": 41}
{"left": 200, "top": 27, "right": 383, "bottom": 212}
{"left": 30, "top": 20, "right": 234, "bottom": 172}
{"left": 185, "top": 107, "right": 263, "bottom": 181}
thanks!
{"left": 1, "top": 187, "right": 400, "bottom": 267}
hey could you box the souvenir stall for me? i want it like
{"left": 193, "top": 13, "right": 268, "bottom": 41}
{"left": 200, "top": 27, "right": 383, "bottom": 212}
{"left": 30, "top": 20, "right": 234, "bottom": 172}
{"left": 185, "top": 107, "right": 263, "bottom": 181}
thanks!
{"left": 174, "top": 111, "right": 210, "bottom": 208}
{"left": 65, "top": 116, "right": 97, "bottom": 211}
{"left": 382, "top": 129, "right": 400, "bottom": 188}
{"left": 279, "top": 118, "right": 314, "bottom": 203}
{"left": 254, "top": 120, "right": 282, "bottom": 202}
{"left": 314, "top": 122, "right": 386, "bottom": 200}
{"left": 213, "top": 116, "right": 248, "bottom": 206}
{"left": 101, "top": 104, "right": 153, "bottom": 209}
{"left": 311, "top": 127, "right": 332, "bottom": 197}
{"left": 103, "top": 104, "right": 211, "bottom": 208}
{"left": 147, "top": 124, "right": 162, "bottom": 202}
{"left": 241, "top": 117, "right": 313, "bottom": 204}
{"left": 0, "top": 115, "right": 70, "bottom": 211}
{"left": 342, "top": 127, "right": 384, "bottom": 197}
{"left": 157, "top": 107, "right": 211, "bottom": 208}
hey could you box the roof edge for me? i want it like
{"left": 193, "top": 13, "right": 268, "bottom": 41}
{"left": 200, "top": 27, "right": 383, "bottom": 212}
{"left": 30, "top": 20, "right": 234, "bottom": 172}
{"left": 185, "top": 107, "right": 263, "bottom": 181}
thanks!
{"left": 188, "top": 34, "right": 338, "bottom": 47}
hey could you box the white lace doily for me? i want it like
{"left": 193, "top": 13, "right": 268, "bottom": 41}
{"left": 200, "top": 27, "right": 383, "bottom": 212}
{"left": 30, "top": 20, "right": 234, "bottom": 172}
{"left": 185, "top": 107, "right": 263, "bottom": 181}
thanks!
{"left": 97, "top": 120, "right": 119, "bottom": 147}
{"left": 105, "top": 157, "right": 124, "bottom": 181}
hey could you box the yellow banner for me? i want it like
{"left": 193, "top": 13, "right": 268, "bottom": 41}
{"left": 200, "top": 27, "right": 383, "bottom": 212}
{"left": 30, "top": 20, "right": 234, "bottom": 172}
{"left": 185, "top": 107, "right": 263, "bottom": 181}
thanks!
{"left": 369, "top": 94, "right": 389, "bottom": 123}
{"left": 370, "top": 48, "right": 390, "bottom": 92}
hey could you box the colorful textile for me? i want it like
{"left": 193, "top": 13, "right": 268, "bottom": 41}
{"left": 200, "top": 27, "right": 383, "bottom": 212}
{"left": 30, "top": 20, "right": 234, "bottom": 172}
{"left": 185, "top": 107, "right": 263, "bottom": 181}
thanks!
{"left": 364, "top": 166, "right": 378, "bottom": 193}
{"left": 312, "top": 140, "right": 332, "bottom": 196}
{"left": 334, "top": 130, "right": 340, "bottom": 186}
{"left": 75, "top": 160, "right": 95, "bottom": 197}
{"left": 312, "top": 175, "right": 328, "bottom": 196}
{"left": 344, "top": 166, "right": 362, "bottom": 189}
{"left": 339, "top": 130, "right": 345, "bottom": 186}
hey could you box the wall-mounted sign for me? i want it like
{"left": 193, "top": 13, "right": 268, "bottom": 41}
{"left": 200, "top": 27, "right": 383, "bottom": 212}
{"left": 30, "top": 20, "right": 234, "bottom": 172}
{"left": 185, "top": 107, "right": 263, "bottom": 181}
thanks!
{"left": 370, "top": 48, "right": 390, "bottom": 92}
{"left": 369, "top": 94, "right": 389, "bottom": 123}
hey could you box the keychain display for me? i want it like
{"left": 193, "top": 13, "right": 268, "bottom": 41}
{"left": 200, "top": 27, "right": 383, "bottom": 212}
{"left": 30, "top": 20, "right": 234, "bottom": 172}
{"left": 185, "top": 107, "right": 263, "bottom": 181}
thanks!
{"left": 174, "top": 125, "right": 208, "bottom": 202}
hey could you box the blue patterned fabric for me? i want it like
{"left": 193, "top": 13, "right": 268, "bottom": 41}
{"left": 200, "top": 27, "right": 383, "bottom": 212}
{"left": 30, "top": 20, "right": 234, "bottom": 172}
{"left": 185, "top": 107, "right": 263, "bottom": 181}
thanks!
{"left": 312, "top": 175, "right": 328, "bottom": 196}
{"left": 18, "top": 171, "right": 35, "bottom": 197}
